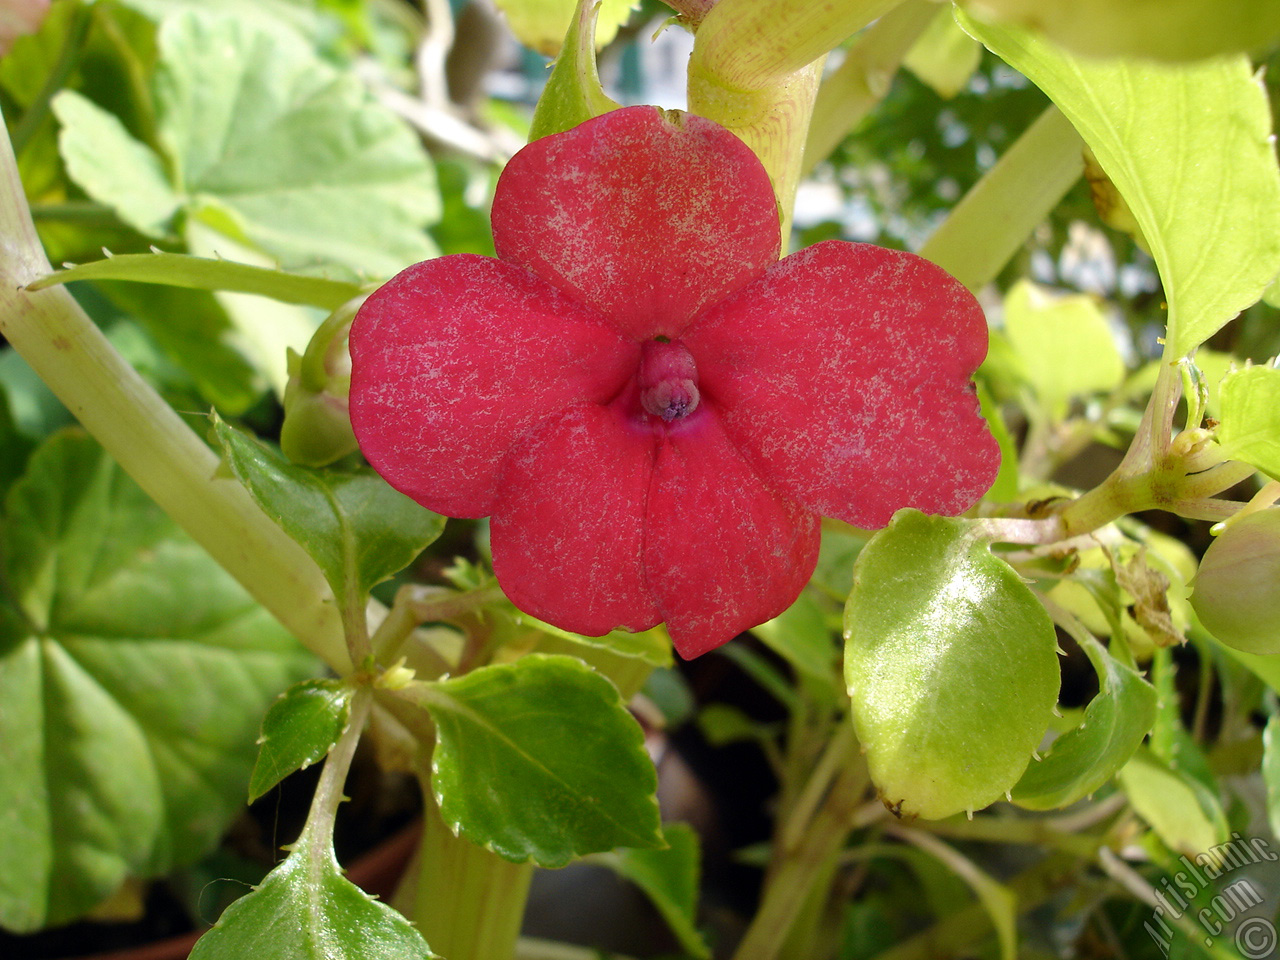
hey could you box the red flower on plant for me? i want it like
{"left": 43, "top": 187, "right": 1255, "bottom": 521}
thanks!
{"left": 349, "top": 106, "right": 999, "bottom": 658}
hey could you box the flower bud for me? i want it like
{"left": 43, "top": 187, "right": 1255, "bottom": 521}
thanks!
{"left": 1190, "top": 508, "right": 1280, "bottom": 655}
{"left": 280, "top": 296, "right": 365, "bottom": 467}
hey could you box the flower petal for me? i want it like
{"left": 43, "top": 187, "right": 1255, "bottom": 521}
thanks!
{"left": 491, "top": 106, "right": 781, "bottom": 341}
{"left": 349, "top": 255, "right": 639, "bottom": 518}
{"left": 685, "top": 241, "right": 1000, "bottom": 529}
{"left": 491, "top": 404, "right": 662, "bottom": 636}
{"left": 643, "top": 411, "right": 820, "bottom": 659}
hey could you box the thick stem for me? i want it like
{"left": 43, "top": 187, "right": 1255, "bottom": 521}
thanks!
{"left": 919, "top": 106, "right": 1084, "bottom": 290}
{"left": 0, "top": 110, "right": 351, "bottom": 673}
{"left": 803, "top": 0, "right": 940, "bottom": 173}
{"left": 394, "top": 785, "right": 535, "bottom": 960}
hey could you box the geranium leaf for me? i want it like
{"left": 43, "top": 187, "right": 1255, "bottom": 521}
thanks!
{"left": 186, "top": 835, "right": 436, "bottom": 960}
{"left": 27, "top": 251, "right": 363, "bottom": 310}
{"left": 843, "top": 511, "right": 1060, "bottom": 820}
{"left": 0, "top": 431, "right": 315, "bottom": 931}
{"left": 595, "top": 822, "right": 710, "bottom": 960}
{"left": 51, "top": 89, "right": 180, "bottom": 237}
{"left": 1216, "top": 365, "right": 1280, "bottom": 479}
{"left": 413, "top": 654, "right": 663, "bottom": 866}
{"left": 248, "top": 679, "right": 354, "bottom": 803}
{"left": 1012, "top": 634, "right": 1157, "bottom": 809}
{"left": 212, "top": 416, "right": 444, "bottom": 600}
{"left": 958, "top": 12, "right": 1280, "bottom": 358}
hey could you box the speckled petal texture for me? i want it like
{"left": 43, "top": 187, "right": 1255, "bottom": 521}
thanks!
{"left": 644, "top": 411, "right": 821, "bottom": 658}
{"left": 685, "top": 241, "right": 1000, "bottom": 529}
{"left": 491, "top": 404, "right": 662, "bottom": 636}
{"left": 491, "top": 106, "right": 782, "bottom": 341}
{"left": 349, "top": 255, "right": 638, "bottom": 518}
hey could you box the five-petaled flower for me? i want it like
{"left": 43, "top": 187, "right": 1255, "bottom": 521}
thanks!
{"left": 349, "top": 106, "right": 1000, "bottom": 658}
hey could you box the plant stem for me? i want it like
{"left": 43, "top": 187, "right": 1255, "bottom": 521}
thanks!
{"left": 919, "top": 105, "right": 1084, "bottom": 290}
{"left": 297, "top": 687, "right": 373, "bottom": 853}
{"left": 0, "top": 109, "right": 351, "bottom": 673}
{"left": 802, "top": 0, "right": 940, "bottom": 173}
{"left": 732, "top": 753, "right": 868, "bottom": 960}
{"left": 394, "top": 785, "right": 535, "bottom": 960}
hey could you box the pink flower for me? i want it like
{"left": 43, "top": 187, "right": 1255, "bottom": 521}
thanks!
{"left": 349, "top": 106, "right": 999, "bottom": 658}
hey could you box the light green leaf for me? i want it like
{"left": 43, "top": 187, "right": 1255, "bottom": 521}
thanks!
{"left": 0, "top": 431, "right": 314, "bottom": 931}
{"left": 1012, "top": 634, "right": 1157, "bottom": 809}
{"left": 528, "top": 0, "right": 621, "bottom": 141}
{"left": 958, "top": 13, "right": 1280, "bottom": 358}
{"left": 414, "top": 654, "right": 664, "bottom": 866}
{"left": 1002, "top": 279, "right": 1125, "bottom": 418}
{"left": 959, "top": 0, "right": 1280, "bottom": 62}
{"left": 510, "top": 609, "right": 672, "bottom": 667}
{"left": 212, "top": 416, "right": 444, "bottom": 600}
{"left": 751, "top": 591, "right": 842, "bottom": 699}
{"left": 1216, "top": 365, "right": 1280, "bottom": 479}
{"left": 248, "top": 679, "right": 354, "bottom": 803}
{"left": 904, "top": 8, "right": 982, "bottom": 99}
{"left": 187, "top": 834, "right": 436, "bottom": 960}
{"left": 153, "top": 11, "right": 438, "bottom": 277}
{"left": 844, "top": 511, "right": 1060, "bottom": 820}
{"left": 27, "top": 251, "right": 363, "bottom": 310}
{"left": 51, "top": 90, "right": 180, "bottom": 236}
{"left": 1118, "top": 747, "right": 1229, "bottom": 857}
{"left": 496, "top": 0, "right": 637, "bottom": 57}
{"left": 596, "top": 822, "right": 710, "bottom": 960}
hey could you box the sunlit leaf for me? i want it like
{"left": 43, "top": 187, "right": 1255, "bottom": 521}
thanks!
{"left": 958, "top": 13, "right": 1280, "bottom": 358}
{"left": 844, "top": 510, "right": 1060, "bottom": 820}
{"left": 1216, "top": 365, "right": 1280, "bottom": 479}
{"left": 0, "top": 432, "right": 314, "bottom": 931}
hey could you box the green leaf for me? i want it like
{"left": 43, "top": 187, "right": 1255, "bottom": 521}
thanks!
{"left": 153, "top": 11, "right": 438, "bottom": 277}
{"left": 843, "top": 511, "right": 1060, "bottom": 820}
{"left": 0, "top": 431, "right": 315, "bottom": 931}
{"left": 595, "top": 822, "right": 710, "bottom": 960}
{"left": 509, "top": 609, "right": 673, "bottom": 667}
{"left": 1002, "top": 279, "right": 1125, "bottom": 419}
{"left": 248, "top": 679, "right": 354, "bottom": 803}
{"left": 958, "top": 13, "right": 1280, "bottom": 358}
{"left": 1263, "top": 716, "right": 1280, "bottom": 840}
{"left": 27, "top": 251, "right": 363, "bottom": 310}
{"left": 1118, "top": 746, "right": 1230, "bottom": 857}
{"left": 495, "top": 0, "right": 637, "bottom": 57}
{"left": 212, "top": 416, "right": 444, "bottom": 601}
{"left": 51, "top": 90, "right": 180, "bottom": 236}
{"left": 1011, "top": 634, "right": 1157, "bottom": 809}
{"left": 416, "top": 654, "right": 663, "bottom": 866}
{"left": 187, "top": 835, "right": 436, "bottom": 960}
{"left": 751, "top": 591, "right": 842, "bottom": 700}
{"left": 528, "top": 0, "right": 621, "bottom": 141}
{"left": 959, "top": 0, "right": 1280, "bottom": 62}
{"left": 1216, "top": 365, "right": 1280, "bottom": 479}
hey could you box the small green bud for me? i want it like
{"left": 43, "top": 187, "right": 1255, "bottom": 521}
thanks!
{"left": 280, "top": 296, "right": 366, "bottom": 468}
{"left": 1190, "top": 509, "right": 1280, "bottom": 655}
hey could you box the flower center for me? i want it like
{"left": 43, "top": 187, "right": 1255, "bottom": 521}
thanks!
{"left": 637, "top": 339, "right": 700, "bottom": 422}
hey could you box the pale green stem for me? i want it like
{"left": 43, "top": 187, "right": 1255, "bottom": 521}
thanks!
{"left": 803, "top": 0, "right": 940, "bottom": 173}
{"left": 0, "top": 110, "right": 351, "bottom": 673}
{"left": 296, "top": 687, "right": 373, "bottom": 853}
{"left": 394, "top": 783, "right": 535, "bottom": 960}
{"left": 732, "top": 755, "right": 868, "bottom": 960}
{"left": 919, "top": 105, "right": 1084, "bottom": 290}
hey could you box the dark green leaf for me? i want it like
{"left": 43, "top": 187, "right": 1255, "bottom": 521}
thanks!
{"left": 0, "top": 431, "right": 315, "bottom": 931}
{"left": 844, "top": 511, "right": 1060, "bottom": 820}
{"left": 417, "top": 654, "right": 664, "bottom": 866}
{"left": 248, "top": 679, "right": 354, "bottom": 802}
{"left": 213, "top": 416, "right": 445, "bottom": 600}
{"left": 1012, "top": 634, "right": 1157, "bottom": 809}
{"left": 187, "top": 836, "right": 436, "bottom": 960}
